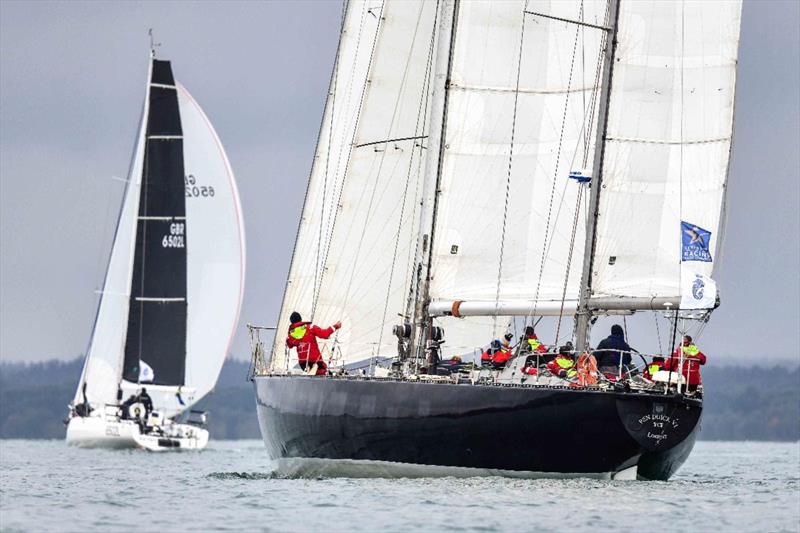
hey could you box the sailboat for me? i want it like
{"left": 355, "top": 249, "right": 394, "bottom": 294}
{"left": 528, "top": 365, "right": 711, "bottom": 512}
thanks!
{"left": 251, "top": 0, "right": 741, "bottom": 479}
{"left": 66, "top": 51, "right": 246, "bottom": 451}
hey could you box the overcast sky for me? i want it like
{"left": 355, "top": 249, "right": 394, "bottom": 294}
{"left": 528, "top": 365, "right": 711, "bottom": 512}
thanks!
{"left": 1, "top": 0, "right": 798, "bottom": 366}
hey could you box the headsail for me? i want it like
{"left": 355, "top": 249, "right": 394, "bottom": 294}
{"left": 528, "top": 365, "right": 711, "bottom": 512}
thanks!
{"left": 73, "top": 61, "right": 151, "bottom": 408}
{"left": 177, "top": 82, "right": 245, "bottom": 404}
{"left": 271, "top": 0, "right": 442, "bottom": 368}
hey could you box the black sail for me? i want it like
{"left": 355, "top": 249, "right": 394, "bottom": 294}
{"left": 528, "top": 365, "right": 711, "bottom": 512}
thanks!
{"left": 122, "top": 59, "right": 187, "bottom": 386}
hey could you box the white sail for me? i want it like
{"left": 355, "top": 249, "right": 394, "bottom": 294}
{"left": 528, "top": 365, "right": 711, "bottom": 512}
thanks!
{"left": 271, "top": 0, "right": 440, "bottom": 368}
{"left": 591, "top": 0, "right": 742, "bottom": 302}
{"left": 177, "top": 83, "right": 246, "bottom": 404}
{"left": 428, "top": 1, "right": 607, "bottom": 311}
{"left": 73, "top": 63, "right": 151, "bottom": 408}
{"left": 74, "top": 61, "right": 244, "bottom": 416}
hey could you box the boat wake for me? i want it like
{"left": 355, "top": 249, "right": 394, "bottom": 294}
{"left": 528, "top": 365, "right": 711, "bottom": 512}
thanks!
{"left": 245, "top": 458, "right": 615, "bottom": 480}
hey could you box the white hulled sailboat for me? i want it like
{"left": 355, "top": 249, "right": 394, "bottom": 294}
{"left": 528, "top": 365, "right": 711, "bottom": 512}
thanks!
{"left": 66, "top": 51, "right": 245, "bottom": 451}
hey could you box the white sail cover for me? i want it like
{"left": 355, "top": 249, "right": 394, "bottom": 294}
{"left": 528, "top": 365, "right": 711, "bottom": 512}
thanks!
{"left": 177, "top": 83, "right": 246, "bottom": 403}
{"left": 591, "top": 0, "right": 742, "bottom": 301}
{"left": 74, "top": 62, "right": 245, "bottom": 412}
{"left": 428, "top": 0, "right": 607, "bottom": 310}
{"left": 272, "top": 0, "right": 450, "bottom": 368}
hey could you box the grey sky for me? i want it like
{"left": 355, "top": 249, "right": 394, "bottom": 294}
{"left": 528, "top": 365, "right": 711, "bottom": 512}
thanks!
{"left": 1, "top": 0, "right": 798, "bottom": 365}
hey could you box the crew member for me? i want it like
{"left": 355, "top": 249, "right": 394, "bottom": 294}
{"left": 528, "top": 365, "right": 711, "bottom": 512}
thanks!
{"left": 480, "top": 339, "right": 501, "bottom": 367}
{"left": 594, "top": 324, "right": 635, "bottom": 378}
{"left": 547, "top": 347, "right": 577, "bottom": 379}
{"left": 643, "top": 356, "right": 667, "bottom": 381}
{"left": 667, "top": 335, "right": 706, "bottom": 392}
{"left": 137, "top": 387, "right": 153, "bottom": 416}
{"left": 491, "top": 339, "right": 513, "bottom": 369}
{"left": 521, "top": 326, "right": 549, "bottom": 357}
{"left": 286, "top": 311, "right": 341, "bottom": 375}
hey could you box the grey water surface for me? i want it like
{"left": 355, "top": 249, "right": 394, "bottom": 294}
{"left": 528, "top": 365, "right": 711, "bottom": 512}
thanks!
{"left": 0, "top": 440, "right": 798, "bottom": 532}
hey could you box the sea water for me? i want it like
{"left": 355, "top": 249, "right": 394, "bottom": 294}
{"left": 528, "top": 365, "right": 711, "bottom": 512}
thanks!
{"left": 0, "top": 440, "right": 798, "bottom": 532}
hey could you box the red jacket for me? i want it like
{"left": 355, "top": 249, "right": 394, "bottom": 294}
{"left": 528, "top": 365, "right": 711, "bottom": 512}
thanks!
{"left": 492, "top": 348, "right": 512, "bottom": 365}
{"left": 286, "top": 321, "right": 335, "bottom": 365}
{"left": 667, "top": 345, "right": 706, "bottom": 385}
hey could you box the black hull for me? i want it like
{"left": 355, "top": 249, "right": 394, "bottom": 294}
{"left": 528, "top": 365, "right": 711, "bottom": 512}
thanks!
{"left": 253, "top": 376, "right": 701, "bottom": 480}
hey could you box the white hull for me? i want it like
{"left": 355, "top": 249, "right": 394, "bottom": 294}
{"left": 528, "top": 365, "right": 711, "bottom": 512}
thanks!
{"left": 66, "top": 416, "right": 208, "bottom": 451}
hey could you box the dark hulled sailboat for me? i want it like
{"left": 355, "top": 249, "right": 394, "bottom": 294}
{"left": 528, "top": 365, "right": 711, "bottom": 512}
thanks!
{"left": 251, "top": 0, "right": 741, "bottom": 479}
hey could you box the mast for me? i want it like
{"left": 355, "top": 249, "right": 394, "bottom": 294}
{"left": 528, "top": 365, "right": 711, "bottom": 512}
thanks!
{"left": 575, "top": 0, "right": 621, "bottom": 352}
{"left": 410, "top": 0, "right": 460, "bottom": 360}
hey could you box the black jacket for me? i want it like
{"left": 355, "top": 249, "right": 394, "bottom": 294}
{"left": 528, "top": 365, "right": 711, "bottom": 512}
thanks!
{"left": 594, "top": 333, "right": 632, "bottom": 368}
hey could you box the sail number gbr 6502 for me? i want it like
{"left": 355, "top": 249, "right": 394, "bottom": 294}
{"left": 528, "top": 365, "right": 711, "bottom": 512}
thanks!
{"left": 162, "top": 222, "right": 185, "bottom": 248}
{"left": 185, "top": 174, "right": 214, "bottom": 198}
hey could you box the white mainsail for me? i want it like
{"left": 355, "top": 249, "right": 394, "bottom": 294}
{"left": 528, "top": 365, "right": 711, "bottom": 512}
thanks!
{"left": 271, "top": 0, "right": 442, "bottom": 368}
{"left": 590, "top": 0, "right": 742, "bottom": 303}
{"left": 428, "top": 0, "right": 607, "bottom": 313}
{"left": 74, "top": 59, "right": 245, "bottom": 416}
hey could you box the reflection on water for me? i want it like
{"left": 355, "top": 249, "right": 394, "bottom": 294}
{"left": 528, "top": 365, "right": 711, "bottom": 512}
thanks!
{"left": 1, "top": 440, "right": 798, "bottom": 532}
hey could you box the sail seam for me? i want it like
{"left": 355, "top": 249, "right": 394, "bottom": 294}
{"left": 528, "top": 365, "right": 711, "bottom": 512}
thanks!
{"left": 148, "top": 135, "right": 183, "bottom": 140}
{"left": 605, "top": 136, "right": 729, "bottom": 145}
{"left": 150, "top": 83, "right": 176, "bottom": 89}
{"left": 448, "top": 83, "right": 597, "bottom": 95}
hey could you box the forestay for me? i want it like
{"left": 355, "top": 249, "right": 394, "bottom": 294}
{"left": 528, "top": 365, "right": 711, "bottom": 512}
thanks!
{"left": 591, "top": 0, "right": 742, "bottom": 302}
{"left": 428, "top": 0, "right": 607, "bottom": 312}
{"left": 272, "top": 0, "right": 445, "bottom": 369}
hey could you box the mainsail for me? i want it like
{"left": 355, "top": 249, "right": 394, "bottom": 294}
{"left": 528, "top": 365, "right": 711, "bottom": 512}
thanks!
{"left": 74, "top": 57, "right": 245, "bottom": 414}
{"left": 427, "top": 0, "right": 607, "bottom": 315}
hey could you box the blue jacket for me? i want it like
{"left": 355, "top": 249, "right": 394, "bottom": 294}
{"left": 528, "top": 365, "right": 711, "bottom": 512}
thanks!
{"left": 594, "top": 333, "right": 632, "bottom": 368}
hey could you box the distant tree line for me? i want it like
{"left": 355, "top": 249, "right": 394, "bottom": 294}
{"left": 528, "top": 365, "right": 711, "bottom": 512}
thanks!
{"left": 0, "top": 358, "right": 797, "bottom": 441}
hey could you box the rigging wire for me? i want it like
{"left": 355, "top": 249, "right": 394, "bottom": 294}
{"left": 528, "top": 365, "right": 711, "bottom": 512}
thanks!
{"left": 311, "top": 1, "right": 348, "bottom": 319}
{"left": 318, "top": 1, "right": 431, "bottom": 367}
{"left": 528, "top": 6, "right": 584, "bottom": 320}
{"left": 654, "top": 312, "right": 664, "bottom": 356}
{"left": 376, "top": 4, "right": 440, "bottom": 361}
{"left": 493, "top": 9, "right": 528, "bottom": 336}
{"left": 554, "top": 184, "right": 585, "bottom": 344}
{"left": 312, "top": 1, "right": 385, "bottom": 319}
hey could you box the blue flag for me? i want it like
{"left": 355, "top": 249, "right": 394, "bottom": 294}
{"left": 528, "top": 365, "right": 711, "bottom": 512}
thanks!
{"left": 681, "top": 221, "right": 712, "bottom": 262}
